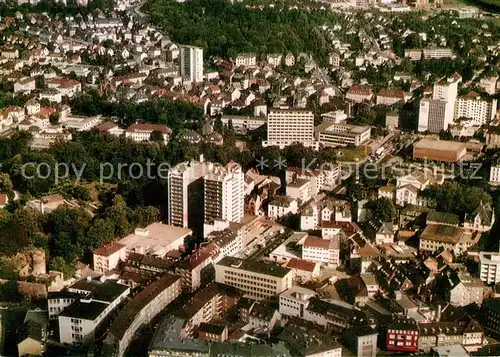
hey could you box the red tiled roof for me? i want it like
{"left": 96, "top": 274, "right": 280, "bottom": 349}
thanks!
{"left": 378, "top": 88, "right": 405, "bottom": 99}
{"left": 286, "top": 258, "right": 316, "bottom": 272}
{"left": 94, "top": 242, "right": 126, "bottom": 257}
{"left": 126, "top": 123, "right": 171, "bottom": 134}
{"left": 303, "top": 236, "right": 330, "bottom": 249}
{"left": 0, "top": 193, "right": 7, "bottom": 206}
{"left": 347, "top": 85, "right": 373, "bottom": 96}
{"left": 96, "top": 122, "right": 118, "bottom": 132}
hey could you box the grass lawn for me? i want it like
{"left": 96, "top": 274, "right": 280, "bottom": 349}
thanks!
{"left": 333, "top": 146, "right": 371, "bottom": 162}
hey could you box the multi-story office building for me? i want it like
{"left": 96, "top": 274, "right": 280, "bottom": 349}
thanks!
{"left": 180, "top": 45, "right": 203, "bottom": 83}
{"left": 106, "top": 273, "right": 182, "bottom": 357}
{"left": 418, "top": 73, "right": 461, "bottom": 133}
{"left": 263, "top": 107, "right": 316, "bottom": 149}
{"left": 316, "top": 122, "right": 371, "bottom": 147}
{"left": 418, "top": 99, "right": 448, "bottom": 132}
{"left": 168, "top": 156, "right": 244, "bottom": 236}
{"left": 58, "top": 279, "right": 130, "bottom": 344}
{"left": 215, "top": 256, "right": 293, "bottom": 300}
{"left": 203, "top": 162, "right": 244, "bottom": 224}
{"left": 479, "top": 251, "right": 500, "bottom": 284}
{"left": 455, "top": 92, "right": 497, "bottom": 125}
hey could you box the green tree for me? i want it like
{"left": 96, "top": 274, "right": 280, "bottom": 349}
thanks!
{"left": 49, "top": 112, "right": 60, "bottom": 125}
{"left": 373, "top": 198, "right": 397, "bottom": 222}
{"left": 150, "top": 130, "right": 165, "bottom": 142}
{"left": 49, "top": 256, "right": 76, "bottom": 280}
{"left": 85, "top": 218, "right": 115, "bottom": 249}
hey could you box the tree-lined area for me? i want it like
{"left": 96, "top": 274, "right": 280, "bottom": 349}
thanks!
{"left": 144, "top": 0, "right": 347, "bottom": 64}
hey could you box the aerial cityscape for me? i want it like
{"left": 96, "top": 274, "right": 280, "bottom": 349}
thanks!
{"left": 0, "top": 0, "right": 499, "bottom": 355}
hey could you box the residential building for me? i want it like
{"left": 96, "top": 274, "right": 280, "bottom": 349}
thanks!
{"left": 203, "top": 161, "right": 244, "bottom": 225}
{"left": 235, "top": 53, "right": 257, "bottom": 66}
{"left": 304, "top": 297, "right": 368, "bottom": 332}
{"left": 106, "top": 273, "right": 182, "bottom": 357}
{"left": 268, "top": 196, "right": 298, "bottom": 219}
{"left": 278, "top": 322, "right": 343, "bottom": 357}
{"left": 481, "top": 298, "right": 500, "bottom": 336}
{"left": 301, "top": 199, "right": 351, "bottom": 230}
{"left": 302, "top": 235, "right": 340, "bottom": 267}
{"left": 286, "top": 178, "right": 312, "bottom": 204}
{"left": 39, "top": 88, "right": 62, "bottom": 103}
{"left": 489, "top": 164, "right": 500, "bottom": 184}
{"left": 448, "top": 273, "right": 484, "bottom": 307}
{"left": 197, "top": 324, "right": 228, "bottom": 342}
{"left": 14, "top": 77, "right": 36, "bottom": 93}
{"left": 17, "top": 310, "right": 48, "bottom": 357}
{"left": 279, "top": 286, "right": 316, "bottom": 318}
{"left": 285, "top": 166, "right": 340, "bottom": 196}
{"left": 125, "top": 123, "right": 171, "bottom": 143}
{"left": 148, "top": 316, "right": 210, "bottom": 357}
{"left": 284, "top": 258, "right": 321, "bottom": 282}
{"left": 180, "top": 45, "right": 203, "bottom": 82}
{"left": 343, "top": 326, "right": 378, "bottom": 357}
{"left": 93, "top": 242, "right": 127, "bottom": 273}
{"left": 376, "top": 88, "right": 405, "bottom": 106}
{"left": 417, "top": 319, "right": 484, "bottom": 351}
{"left": 455, "top": 92, "right": 497, "bottom": 126}
{"left": 168, "top": 157, "right": 244, "bottom": 235}
{"left": 316, "top": 122, "right": 371, "bottom": 147}
{"left": 264, "top": 107, "right": 316, "bottom": 149}
{"left": 385, "top": 318, "right": 419, "bottom": 352}
{"left": 463, "top": 203, "right": 495, "bottom": 232}
{"left": 58, "top": 280, "right": 130, "bottom": 344}
{"left": 46, "top": 78, "right": 81, "bottom": 98}
{"left": 215, "top": 256, "right": 293, "bottom": 300}
{"left": 486, "top": 127, "right": 500, "bottom": 148}
{"left": 413, "top": 138, "right": 466, "bottom": 163}
{"left": 346, "top": 85, "right": 373, "bottom": 103}
{"left": 479, "top": 251, "right": 500, "bottom": 284}
{"left": 419, "top": 224, "right": 481, "bottom": 254}
{"left": 174, "top": 283, "right": 241, "bottom": 337}
{"left": 47, "top": 291, "right": 80, "bottom": 320}
{"left": 267, "top": 53, "right": 283, "bottom": 67}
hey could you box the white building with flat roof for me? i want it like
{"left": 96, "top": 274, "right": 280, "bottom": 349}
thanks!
{"left": 279, "top": 286, "right": 316, "bottom": 318}
{"left": 264, "top": 107, "right": 316, "bottom": 149}
{"left": 455, "top": 93, "right": 497, "bottom": 126}
{"left": 180, "top": 45, "right": 203, "bottom": 83}
{"left": 479, "top": 251, "right": 500, "bottom": 284}
{"left": 215, "top": 256, "right": 293, "bottom": 300}
{"left": 316, "top": 122, "right": 371, "bottom": 147}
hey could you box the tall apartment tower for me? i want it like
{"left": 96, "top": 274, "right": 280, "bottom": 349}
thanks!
{"left": 418, "top": 73, "right": 461, "bottom": 133}
{"left": 180, "top": 45, "right": 203, "bottom": 83}
{"left": 168, "top": 156, "right": 244, "bottom": 237}
{"left": 454, "top": 92, "right": 497, "bottom": 126}
{"left": 204, "top": 162, "right": 244, "bottom": 224}
{"left": 263, "top": 107, "right": 316, "bottom": 149}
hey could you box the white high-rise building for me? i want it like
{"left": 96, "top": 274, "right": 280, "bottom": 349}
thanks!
{"left": 167, "top": 156, "right": 244, "bottom": 236}
{"left": 418, "top": 73, "right": 461, "bottom": 133}
{"left": 180, "top": 45, "right": 203, "bottom": 83}
{"left": 455, "top": 92, "right": 497, "bottom": 126}
{"left": 263, "top": 107, "right": 316, "bottom": 149}
{"left": 479, "top": 251, "right": 500, "bottom": 284}
{"left": 203, "top": 162, "right": 244, "bottom": 224}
